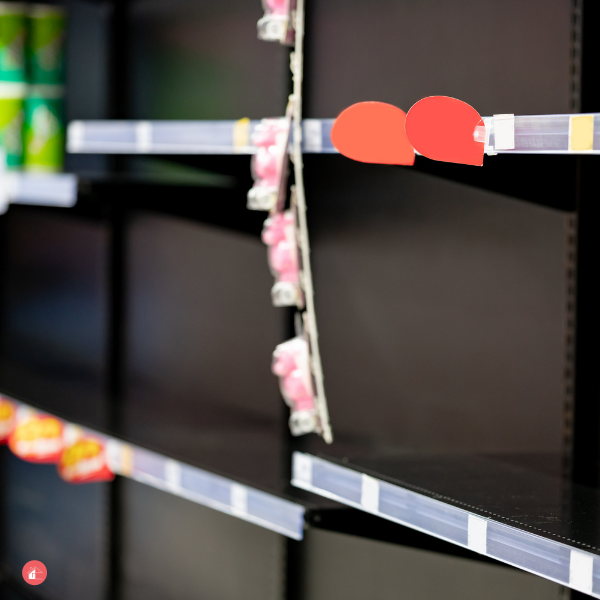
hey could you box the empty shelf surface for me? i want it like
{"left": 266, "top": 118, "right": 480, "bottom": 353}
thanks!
{"left": 0, "top": 390, "right": 306, "bottom": 539}
{"left": 292, "top": 451, "right": 600, "bottom": 595}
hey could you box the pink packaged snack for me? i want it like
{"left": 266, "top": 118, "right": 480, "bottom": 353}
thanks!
{"left": 257, "top": 0, "right": 296, "bottom": 44}
{"left": 262, "top": 211, "right": 301, "bottom": 306}
{"left": 247, "top": 118, "right": 290, "bottom": 211}
{"left": 272, "top": 337, "right": 318, "bottom": 435}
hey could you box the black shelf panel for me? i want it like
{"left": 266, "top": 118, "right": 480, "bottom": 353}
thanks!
{"left": 0, "top": 389, "right": 310, "bottom": 539}
{"left": 292, "top": 451, "right": 600, "bottom": 596}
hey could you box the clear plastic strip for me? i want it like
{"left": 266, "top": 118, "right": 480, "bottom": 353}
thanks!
{"left": 7, "top": 173, "right": 78, "bottom": 207}
{"left": 68, "top": 114, "right": 600, "bottom": 156}
{"left": 67, "top": 119, "right": 334, "bottom": 155}
{"left": 292, "top": 452, "right": 600, "bottom": 594}
{"left": 0, "top": 394, "right": 305, "bottom": 539}
{"left": 0, "top": 150, "right": 77, "bottom": 212}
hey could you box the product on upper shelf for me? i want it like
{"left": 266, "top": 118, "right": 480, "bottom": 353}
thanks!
{"left": 23, "top": 5, "right": 65, "bottom": 172}
{"left": 23, "top": 84, "right": 64, "bottom": 171}
{"left": 8, "top": 405, "right": 64, "bottom": 463}
{"left": 0, "top": 395, "right": 16, "bottom": 443}
{"left": 247, "top": 117, "right": 290, "bottom": 211}
{"left": 0, "top": 3, "right": 26, "bottom": 170}
{"left": 0, "top": 2, "right": 27, "bottom": 84}
{"left": 262, "top": 209, "right": 303, "bottom": 307}
{"left": 257, "top": 0, "right": 296, "bottom": 45}
{"left": 58, "top": 425, "right": 115, "bottom": 484}
{"left": 272, "top": 336, "right": 319, "bottom": 436}
{"left": 0, "top": 91, "right": 24, "bottom": 168}
{"left": 27, "top": 4, "right": 65, "bottom": 86}
{"left": 0, "top": 4, "right": 66, "bottom": 172}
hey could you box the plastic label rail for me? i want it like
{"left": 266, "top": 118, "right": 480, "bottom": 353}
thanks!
{"left": 67, "top": 114, "right": 600, "bottom": 156}
{"left": 67, "top": 119, "right": 337, "bottom": 154}
{"left": 292, "top": 452, "right": 600, "bottom": 596}
{"left": 0, "top": 173, "right": 78, "bottom": 213}
{"left": 67, "top": 114, "right": 600, "bottom": 154}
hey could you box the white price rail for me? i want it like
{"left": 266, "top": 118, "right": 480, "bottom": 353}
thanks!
{"left": 67, "top": 119, "right": 336, "bottom": 155}
{"left": 115, "top": 444, "right": 305, "bottom": 539}
{"left": 483, "top": 113, "right": 600, "bottom": 154}
{"left": 292, "top": 452, "right": 600, "bottom": 595}
{"left": 0, "top": 392, "right": 305, "bottom": 540}
{"left": 0, "top": 173, "right": 78, "bottom": 214}
{"left": 68, "top": 114, "right": 600, "bottom": 156}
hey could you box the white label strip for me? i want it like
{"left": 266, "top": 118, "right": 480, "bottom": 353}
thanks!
{"left": 467, "top": 514, "right": 488, "bottom": 554}
{"left": 136, "top": 121, "right": 153, "bottom": 153}
{"left": 493, "top": 114, "right": 515, "bottom": 150}
{"left": 105, "top": 439, "right": 124, "bottom": 475}
{"left": 360, "top": 474, "right": 380, "bottom": 513}
{"left": 230, "top": 483, "right": 248, "bottom": 517}
{"left": 164, "top": 459, "right": 182, "bottom": 492}
{"left": 303, "top": 119, "right": 323, "bottom": 152}
{"left": 570, "top": 550, "right": 594, "bottom": 594}
{"left": 67, "top": 121, "right": 85, "bottom": 153}
{"left": 292, "top": 453, "right": 313, "bottom": 487}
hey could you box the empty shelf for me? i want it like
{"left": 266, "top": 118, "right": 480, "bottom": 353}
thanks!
{"left": 292, "top": 452, "right": 600, "bottom": 595}
{"left": 0, "top": 391, "right": 306, "bottom": 539}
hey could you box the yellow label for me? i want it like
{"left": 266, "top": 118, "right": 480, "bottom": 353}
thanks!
{"left": 121, "top": 444, "right": 134, "bottom": 476}
{"left": 570, "top": 115, "right": 594, "bottom": 151}
{"left": 233, "top": 118, "right": 251, "bottom": 153}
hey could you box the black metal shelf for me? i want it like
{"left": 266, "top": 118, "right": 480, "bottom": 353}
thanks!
{"left": 292, "top": 451, "right": 600, "bottom": 596}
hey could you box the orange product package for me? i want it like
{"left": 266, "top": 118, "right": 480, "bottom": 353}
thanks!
{"left": 58, "top": 437, "right": 114, "bottom": 484}
{"left": 8, "top": 409, "right": 64, "bottom": 463}
{"left": 0, "top": 397, "right": 16, "bottom": 444}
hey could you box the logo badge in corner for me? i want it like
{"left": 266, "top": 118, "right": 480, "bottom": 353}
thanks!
{"left": 22, "top": 560, "right": 47, "bottom": 585}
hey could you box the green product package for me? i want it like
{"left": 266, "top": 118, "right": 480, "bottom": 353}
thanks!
{"left": 0, "top": 92, "right": 24, "bottom": 169}
{"left": 27, "top": 5, "right": 66, "bottom": 85}
{"left": 23, "top": 89, "right": 64, "bottom": 172}
{"left": 0, "top": 3, "right": 26, "bottom": 83}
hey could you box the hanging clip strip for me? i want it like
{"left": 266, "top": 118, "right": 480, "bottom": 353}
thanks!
{"left": 291, "top": 0, "right": 333, "bottom": 443}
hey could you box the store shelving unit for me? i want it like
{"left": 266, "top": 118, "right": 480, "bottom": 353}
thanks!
{"left": 1, "top": 0, "right": 599, "bottom": 600}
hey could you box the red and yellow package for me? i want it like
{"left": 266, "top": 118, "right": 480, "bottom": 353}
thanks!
{"left": 8, "top": 410, "right": 64, "bottom": 463}
{"left": 0, "top": 397, "right": 16, "bottom": 444}
{"left": 58, "top": 437, "right": 114, "bottom": 484}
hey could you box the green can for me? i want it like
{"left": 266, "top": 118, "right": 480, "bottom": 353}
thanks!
{"left": 0, "top": 89, "right": 24, "bottom": 169}
{"left": 27, "top": 5, "right": 66, "bottom": 85}
{"left": 23, "top": 87, "right": 64, "bottom": 172}
{"left": 0, "top": 3, "right": 26, "bottom": 83}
